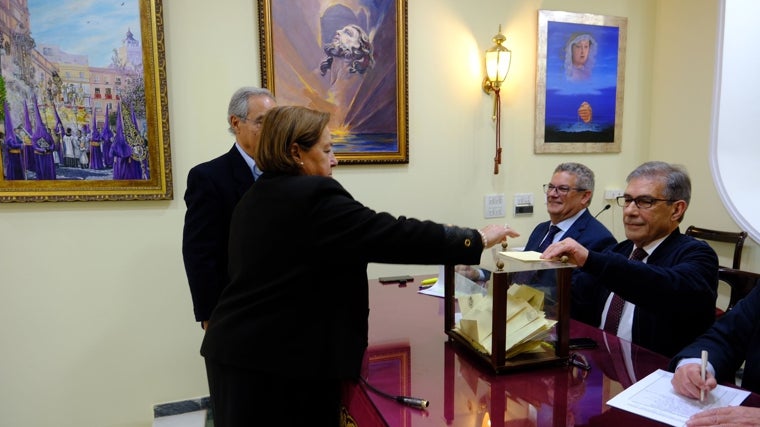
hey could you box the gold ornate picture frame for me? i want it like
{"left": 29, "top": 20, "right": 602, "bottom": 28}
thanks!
{"left": 535, "top": 10, "right": 627, "bottom": 154}
{"left": 0, "top": 0, "right": 172, "bottom": 202}
{"left": 258, "top": 0, "right": 408, "bottom": 164}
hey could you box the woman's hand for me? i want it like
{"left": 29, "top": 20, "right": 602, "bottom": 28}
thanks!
{"left": 478, "top": 224, "right": 520, "bottom": 249}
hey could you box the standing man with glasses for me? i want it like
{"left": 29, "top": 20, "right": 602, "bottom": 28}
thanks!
{"left": 183, "top": 87, "right": 276, "bottom": 330}
{"left": 542, "top": 161, "right": 718, "bottom": 357}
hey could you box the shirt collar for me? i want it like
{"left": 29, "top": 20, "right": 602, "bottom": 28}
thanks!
{"left": 234, "top": 142, "right": 260, "bottom": 180}
{"left": 553, "top": 208, "right": 587, "bottom": 232}
{"left": 636, "top": 236, "right": 668, "bottom": 260}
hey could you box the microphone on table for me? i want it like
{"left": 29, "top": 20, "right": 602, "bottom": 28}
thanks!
{"left": 594, "top": 204, "right": 611, "bottom": 218}
{"left": 359, "top": 376, "right": 430, "bottom": 409}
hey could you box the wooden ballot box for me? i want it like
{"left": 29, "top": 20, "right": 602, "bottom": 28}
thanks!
{"left": 443, "top": 253, "right": 574, "bottom": 373}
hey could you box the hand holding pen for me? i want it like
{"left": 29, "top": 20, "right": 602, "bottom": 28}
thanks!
{"left": 671, "top": 353, "right": 717, "bottom": 401}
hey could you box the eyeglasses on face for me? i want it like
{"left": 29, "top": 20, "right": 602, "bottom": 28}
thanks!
{"left": 616, "top": 195, "right": 677, "bottom": 209}
{"left": 543, "top": 183, "right": 586, "bottom": 195}
{"left": 239, "top": 116, "right": 263, "bottom": 126}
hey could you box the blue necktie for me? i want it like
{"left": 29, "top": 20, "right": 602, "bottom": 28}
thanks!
{"left": 252, "top": 163, "right": 262, "bottom": 181}
{"left": 512, "top": 225, "right": 562, "bottom": 286}
{"left": 537, "top": 225, "right": 562, "bottom": 253}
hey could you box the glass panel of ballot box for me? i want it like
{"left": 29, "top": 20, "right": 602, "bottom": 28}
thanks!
{"left": 443, "top": 249, "right": 575, "bottom": 373}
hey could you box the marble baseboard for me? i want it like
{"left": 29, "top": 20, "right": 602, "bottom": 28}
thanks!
{"left": 153, "top": 396, "right": 212, "bottom": 427}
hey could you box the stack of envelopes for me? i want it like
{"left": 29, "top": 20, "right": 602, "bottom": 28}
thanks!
{"left": 458, "top": 284, "right": 556, "bottom": 358}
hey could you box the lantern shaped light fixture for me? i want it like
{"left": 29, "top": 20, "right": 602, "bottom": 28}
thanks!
{"left": 482, "top": 26, "right": 511, "bottom": 174}
{"left": 483, "top": 26, "right": 511, "bottom": 95}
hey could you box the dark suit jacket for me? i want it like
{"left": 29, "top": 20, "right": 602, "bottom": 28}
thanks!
{"left": 518, "top": 209, "right": 616, "bottom": 294}
{"left": 182, "top": 145, "right": 254, "bottom": 322}
{"left": 571, "top": 228, "right": 718, "bottom": 357}
{"left": 670, "top": 284, "right": 760, "bottom": 393}
{"left": 201, "top": 173, "right": 484, "bottom": 380}
{"left": 524, "top": 209, "right": 616, "bottom": 253}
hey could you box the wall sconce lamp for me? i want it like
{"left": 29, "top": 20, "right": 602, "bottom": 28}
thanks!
{"left": 483, "top": 26, "right": 511, "bottom": 174}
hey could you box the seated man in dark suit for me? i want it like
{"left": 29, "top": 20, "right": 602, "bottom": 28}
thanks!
{"left": 542, "top": 161, "right": 718, "bottom": 357}
{"left": 457, "top": 162, "right": 616, "bottom": 299}
{"left": 182, "top": 87, "right": 276, "bottom": 329}
{"left": 517, "top": 162, "right": 616, "bottom": 297}
{"left": 669, "top": 284, "right": 760, "bottom": 424}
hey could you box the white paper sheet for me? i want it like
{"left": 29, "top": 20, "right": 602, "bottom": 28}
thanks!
{"left": 606, "top": 369, "right": 750, "bottom": 427}
{"left": 418, "top": 265, "right": 486, "bottom": 298}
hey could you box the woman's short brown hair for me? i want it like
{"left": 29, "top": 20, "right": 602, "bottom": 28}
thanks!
{"left": 254, "top": 106, "right": 330, "bottom": 174}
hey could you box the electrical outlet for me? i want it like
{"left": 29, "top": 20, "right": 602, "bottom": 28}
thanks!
{"left": 514, "top": 205, "right": 534, "bottom": 215}
{"left": 604, "top": 189, "right": 624, "bottom": 200}
{"left": 513, "top": 193, "right": 534, "bottom": 216}
{"left": 513, "top": 193, "right": 534, "bottom": 206}
{"left": 484, "top": 193, "right": 506, "bottom": 218}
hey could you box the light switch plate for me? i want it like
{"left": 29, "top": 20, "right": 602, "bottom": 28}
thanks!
{"left": 484, "top": 193, "right": 506, "bottom": 218}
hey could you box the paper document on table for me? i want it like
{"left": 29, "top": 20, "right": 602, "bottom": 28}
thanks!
{"left": 500, "top": 251, "right": 543, "bottom": 261}
{"left": 418, "top": 265, "right": 486, "bottom": 298}
{"left": 606, "top": 369, "right": 750, "bottom": 427}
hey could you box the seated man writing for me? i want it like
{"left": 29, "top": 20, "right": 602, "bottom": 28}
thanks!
{"left": 669, "top": 284, "right": 760, "bottom": 425}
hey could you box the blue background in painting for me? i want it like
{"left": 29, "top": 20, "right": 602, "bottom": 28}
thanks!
{"left": 29, "top": 0, "right": 141, "bottom": 67}
{"left": 544, "top": 21, "right": 620, "bottom": 142}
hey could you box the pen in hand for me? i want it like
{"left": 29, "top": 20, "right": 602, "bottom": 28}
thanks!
{"left": 700, "top": 350, "right": 708, "bottom": 402}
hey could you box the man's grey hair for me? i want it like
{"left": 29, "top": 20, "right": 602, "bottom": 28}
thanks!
{"left": 554, "top": 162, "right": 595, "bottom": 204}
{"left": 227, "top": 87, "right": 275, "bottom": 135}
{"left": 627, "top": 161, "right": 691, "bottom": 205}
{"left": 554, "top": 162, "right": 595, "bottom": 192}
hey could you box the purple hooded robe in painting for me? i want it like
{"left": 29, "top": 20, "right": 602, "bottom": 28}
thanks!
{"left": 31, "top": 98, "right": 56, "bottom": 180}
{"left": 88, "top": 110, "right": 105, "bottom": 170}
{"left": 110, "top": 104, "right": 142, "bottom": 180}
{"left": 3, "top": 102, "right": 25, "bottom": 180}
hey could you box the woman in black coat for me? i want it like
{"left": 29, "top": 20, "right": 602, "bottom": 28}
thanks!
{"left": 201, "top": 106, "right": 516, "bottom": 426}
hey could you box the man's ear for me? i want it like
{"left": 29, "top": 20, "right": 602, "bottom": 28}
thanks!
{"left": 229, "top": 115, "right": 241, "bottom": 133}
{"left": 581, "top": 190, "right": 593, "bottom": 206}
{"left": 672, "top": 200, "right": 688, "bottom": 222}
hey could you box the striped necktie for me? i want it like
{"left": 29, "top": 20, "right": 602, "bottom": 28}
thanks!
{"left": 603, "top": 247, "right": 648, "bottom": 334}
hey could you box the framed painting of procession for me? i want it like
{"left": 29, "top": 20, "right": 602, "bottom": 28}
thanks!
{"left": 0, "top": 0, "right": 172, "bottom": 202}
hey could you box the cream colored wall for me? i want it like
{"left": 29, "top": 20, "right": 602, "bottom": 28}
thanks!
{"left": 359, "top": 0, "right": 658, "bottom": 276}
{"left": 649, "top": 0, "right": 756, "bottom": 270}
{"left": 0, "top": 0, "right": 742, "bottom": 426}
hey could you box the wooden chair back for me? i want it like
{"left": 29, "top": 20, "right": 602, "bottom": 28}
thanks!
{"left": 718, "top": 267, "right": 760, "bottom": 312}
{"left": 685, "top": 225, "right": 747, "bottom": 269}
